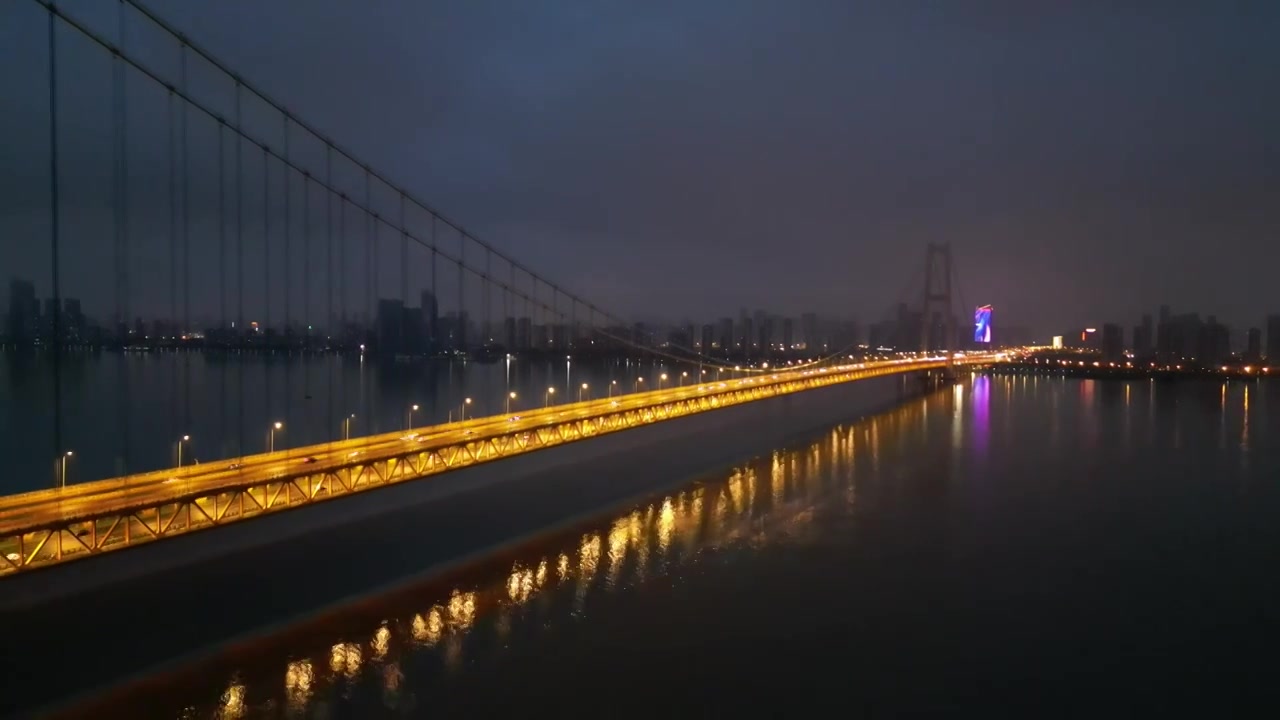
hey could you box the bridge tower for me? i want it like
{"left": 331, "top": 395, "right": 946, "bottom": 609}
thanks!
{"left": 921, "top": 242, "right": 956, "bottom": 378}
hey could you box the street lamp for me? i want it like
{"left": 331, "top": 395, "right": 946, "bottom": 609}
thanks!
{"left": 680, "top": 371, "right": 688, "bottom": 387}
{"left": 506, "top": 391, "right": 517, "bottom": 415}
{"left": 634, "top": 377, "right": 644, "bottom": 393}
{"left": 269, "top": 421, "right": 283, "bottom": 453}
{"left": 609, "top": 379, "right": 618, "bottom": 397}
{"left": 659, "top": 373, "right": 668, "bottom": 389}
{"left": 579, "top": 383, "right": 589, "bottom": 402}
{"left": 58, "top": 451, "right": 72, "bottom": 489}
{"left": 545, "top": 386, "right": 556, "bottom": 408}
{"left": 460, "top": 397, "right": 472, "bottom": 421}
{"left": 406, "top": 404, "right": 419, "bottom": 430}
{"left": 343, "top": 414, "right": 356, "bottom": 441}
{"left": 177, "top": 434, "right": 190, "bottom": 468}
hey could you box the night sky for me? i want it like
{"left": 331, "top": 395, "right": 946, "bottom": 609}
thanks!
{"left": 2, "top": 0, "right": 1278, "bottom": 335}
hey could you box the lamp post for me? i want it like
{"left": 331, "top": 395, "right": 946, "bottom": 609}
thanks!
{"left": 579, "top": 383, "right": 589, "bottom": 402}
{"left": 269, "top": 422, "right": 283, "bottom": 453}
{"left": 609, "top": 379, "right": 618, "bottom": 398}
{"left": 659, "top": 373, "right": 668, "bottom": 390}
{"left": 460, "top": 397, "right": 472, "bottom": 421}
{"left": 343, "top": 414, "right": 355, "bottom": 441}
{"left": 506, "top": 391, "right": 517, "bottom": 415}
{"left": 680, "top": 371, "right": 688, "bottom": 387}
{"left": 406, "top": 404, "right": 419, "bottom": 430}
{"left": 545, "top": 386, "right": 556, "bottom": 408}
{"left": 177, "top": 435, "right": 190, "bottom": 468}
{"left": 59, "top": 451, "right": 72, "bottom": 489}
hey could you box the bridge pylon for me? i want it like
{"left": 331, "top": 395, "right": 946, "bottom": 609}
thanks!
{"left": 921, "top": 242, "right": 956, "bottom": 381}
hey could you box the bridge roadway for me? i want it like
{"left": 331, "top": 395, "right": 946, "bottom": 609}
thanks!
{"left": 0, "top": 354, "right": 995, "bottom": 575}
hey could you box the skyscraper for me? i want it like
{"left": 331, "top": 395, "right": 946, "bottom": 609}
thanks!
{"left": 6, "top": 278, "right": 38, "bottom": 344}
{"left": 801, "top": 312, "right": 818, "bottom": 350}
{"left": 1266, "top": 315, "right": 1280, "bottom": 363}
{"left": 1102, "top": 323, "right": 1124, "bottom": 362}
{"left": 1246, "top": 327, "right": 1262, "bottom": 362}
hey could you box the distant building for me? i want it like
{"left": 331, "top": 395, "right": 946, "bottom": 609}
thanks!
{"left": 1133, "top": 313, "right": 1153, "bottom": 357}
{"left": 1101, "top": 323, "right": 1123, "bottom": 362}
{"left": 1268, "top": 315, "right": 1280, "bottom": 364}
{"left": 376, "top": 299, "right": 405, "bottom": 354}
{"left": 1245, "top": 327, "right": 1262, "bottom": 363}
{"left": 801, "top": 312, "right": 818, "bottom": 350}
{"left": 717, "top": 317, "right": 733, "bottom": 352}
{"left": 1197, "top": 316, "right": 1229, "bottom": 366}
{"left": 6, "top": 278, "right": 38, "bottom": 344}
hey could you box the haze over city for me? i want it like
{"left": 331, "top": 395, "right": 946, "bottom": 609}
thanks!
{"left": 2, "top": 0, "right": 1278, "bottom": 335}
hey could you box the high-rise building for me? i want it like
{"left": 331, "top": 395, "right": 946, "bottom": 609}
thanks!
{"left": 1133, "top": 313, "right": 1153, "bottom": 357}
{"left": 421, "top": 291, "right": 439, "bottom": 353}
{"left": 700, "top": 325, "right": 714, "bottom": 353}
{"left": 801, "top": 312, "right": 818, "bottom": 350}
{"left": 1101, "top": 323, "right": 1124, "bottom": 362}
{"left": 1267, "top": 315, "right": 1280, "bottom": 364}
{"left": 717, "top": 318, "right": 733, "bottom": 351}
{"left": 6, "top": 278, "right": 38, "bottom": 344}
{"left": 781, "top": 318, "right": 794, "bottom": 351}
{"left": 376, "top": 299, "right": 405, "bottom": 354}
{"left": 1245, "top": 327, "right": 1262, "bottom": 363}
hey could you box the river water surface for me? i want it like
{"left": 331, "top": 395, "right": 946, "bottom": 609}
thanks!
{"left": 52, "top": 374, "right": 1280, "bottom": 716}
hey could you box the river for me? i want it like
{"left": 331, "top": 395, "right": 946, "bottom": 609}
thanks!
{"left": 44, "top": 373, "right": 1280, "bottom": 717}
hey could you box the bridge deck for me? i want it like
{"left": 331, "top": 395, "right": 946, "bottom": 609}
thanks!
{"left": 0, "top": 356, "right": 988, "bottom": 575}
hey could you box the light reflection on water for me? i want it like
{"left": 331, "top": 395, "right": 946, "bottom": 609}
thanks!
{"left": 87, "top": 379, "right": 935, "bottom": 719}
{"left": 71, "top": 374, "right": 1279, "bottom": 717}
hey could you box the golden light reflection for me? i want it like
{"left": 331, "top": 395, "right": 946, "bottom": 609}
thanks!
{"left": 411, "top": 607, "right": 445, "bottom": 645}
{"left": 629, "top": 510, "right": 648, "bottom": 582}
{"left": 217, "top": 681, "right": 246, "bottom": 720}
{"left": 770, "top": 453, "right": 785, "bottom": 507}
{"left": 329, "top": 642, "right": 362, "bottom": 678}
{"left": 711, "top": 489, "right": 729, "bottom": 536}
{"left": 372, "top": 625, "right": 391, "bottom": 660}
{"left": 447, "top": 591, "right": 476, "bottom": 630}
{"left": 658, "top": 498, "right": 675, "bottom": 553}
{"left": 506, "top": 564, "right": 534, "bottom": 604}
{"left": 579, "top": 534, "right": 601, "bottom": 577}
{"left": 167, "top": 398, "right": 934, "bottom": 720}
{"left": 284, "top": 660, "right": 313, "bottom": 711}
{"left": 1242, "top": 385, "right": 1250, "bottom": 450}
{"left": 606, "top": 516, "right": 630, "bottom": 585}
{"left": 728, "top": 471, "right": 745, "bottom": 513}
{"left": 383, "top": 662, "right": 404, "bottom": 705}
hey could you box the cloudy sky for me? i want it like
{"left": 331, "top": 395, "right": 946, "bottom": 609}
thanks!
{"left": 3, "top": 0, "right": 1278, "bottom": 334}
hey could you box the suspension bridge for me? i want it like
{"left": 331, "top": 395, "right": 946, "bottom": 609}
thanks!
{"left": 0, "top": 1, "right": 1001, "bottom": 577}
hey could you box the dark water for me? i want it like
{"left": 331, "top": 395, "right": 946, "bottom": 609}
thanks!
{"left": 0, "top": 352, "right": 695, "bottom": 493}
{"left": 63, "top": 374, "right": 1280, "bottom": 717}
